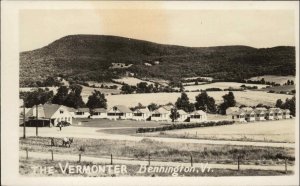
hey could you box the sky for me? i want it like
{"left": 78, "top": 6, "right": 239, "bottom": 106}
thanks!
{"left": 20, "top": 9, "right": 295, "bottom": 52}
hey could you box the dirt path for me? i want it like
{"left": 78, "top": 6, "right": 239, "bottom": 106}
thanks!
{"left": 20, "top": 126, "right": 295, "bottom": 148}
{"left": 20, "top": 151, "right": 293, "bottom": 172}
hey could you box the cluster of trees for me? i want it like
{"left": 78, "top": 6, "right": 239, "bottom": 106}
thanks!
{"left": 20, "top": 85, "right": 108, "bottom": 110}
{"left": 173, "top": 91, "right": 236, "bottom": 115}
{"left": 283, "top": 80, "right": 295, "bottom": 86}
{"left": 246, "top": 78, "right": 281, "bottom": 86}
{"left": 275, "top": 97, "right": 296, "bottom": 116}
{"left": 121, "top": 82, "right": 179, "bottom": 94}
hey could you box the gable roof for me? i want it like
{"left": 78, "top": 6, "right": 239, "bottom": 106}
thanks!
{"left": 254, "top": 109, "right": 265, "bottom": 114}
{"left": 231, "top": 110, "right": 245, "bottom": 115}
{"left": 26, "top": 104, "right": 62, "bottom": 118}
{"left": 190, "top": 110, "right": 206, "bottom": 115}
{"left": 177, "top": 109, "right": 188, "bottom": 115}
{"left": 109, "top": 105, "right": 132, "bottom": 113}
{"left": 241, "top": 107, "right": 253, "bottom": 112}
{"left": 77, "top": 108, "right": 89, "bottom": 112}
{"left": 245, "top": 110, "right": 256, "bottom": 115}
{"left": 93, "top": 108, "right": 107, "bottom": 113}
{"left": 226, "top": 107, "right": 240, "bottom": 111}
{"left": 134, "top": 107, "right": 151, "bottom": 114}
{"left": 269, "top": 108, "right": 282, "bottom": 113}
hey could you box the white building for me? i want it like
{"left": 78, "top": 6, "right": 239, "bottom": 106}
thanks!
{"left": 107, "top": 105, "right": 133, "bottom": 120}
{"left": 25, "top": 104, "right": 73, "bottom": 126}
{"left": 151, "top": 105, "right": 173, "bottom": 122}
{"left": 231, "top": 110, "right": 246, "bottom": 122}
{"left": 245, "top": 110, "right": 256, "bottom": 122}
{"left": 177, "top": 109, "right": 188, "bottom": 122}
{"left": 270, "top": 108, "right": 283, "bottom": 120}
{"left": 90, "top": 108, "right": 107, "bottom": 119}
{"left": 69, "top": 108, "right": 90, "bottom": 118}
{"left": 254, "top": 109, "right": 266, "bottom": 121}
{"left": 282, "top": 109, "right": 291, "bottom": 119}
{"left": 132, "top": 107, "right": 151, "bottom": 121}
{"left": 189, "top": 110, "right": 207, "bottom": 122}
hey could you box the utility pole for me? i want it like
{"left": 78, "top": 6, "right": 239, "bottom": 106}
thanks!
{"left": 36, "top": 104, "right": 38, "bottom": 136}
{"left": 23, "top": 101, "right": 26, "bottom": 139}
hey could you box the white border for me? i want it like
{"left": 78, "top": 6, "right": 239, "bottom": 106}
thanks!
{"left": 1, "top": 1, "right": 299, "bottom": 186}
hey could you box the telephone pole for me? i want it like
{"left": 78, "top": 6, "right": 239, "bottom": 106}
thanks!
{"left": 23, "top": 101, "right": 26, "bottom": 139}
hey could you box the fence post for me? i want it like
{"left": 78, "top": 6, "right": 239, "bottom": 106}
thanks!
{"left": 148, "top": 154, "right": 151, "bottom": 166}
{"left": 51, "top": 150, "right": 54, "bottom": 161}
{"left": 191, "top": 155, "right": 193, "bottom": 167}
{"left": 237, "top": 156, "right": 240, "bottom": 171}
{"left": 285, "top": 158, "right": 287, "bottom": 174}
{"left": 79, "top": 153, "right": 81, "bottom": 163}
{"left": 111, "top": 154, "right": 113, "bottom": 165}
{"left": 26, "top": 148, "right": 28, "bottom": 159}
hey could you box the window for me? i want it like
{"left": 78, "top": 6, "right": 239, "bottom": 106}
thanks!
{"left": 60, "top": 110, "right": 64, "bottom": 114}
{"left": 134, "top": 113, "right": 143, "bottom": 116}
{"left": 152, "top": 114, "right": 160, "bottom": 117}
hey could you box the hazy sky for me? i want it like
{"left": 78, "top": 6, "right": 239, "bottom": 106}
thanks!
{"left": 20, "top": 9, "right": 295, "bottom": 51}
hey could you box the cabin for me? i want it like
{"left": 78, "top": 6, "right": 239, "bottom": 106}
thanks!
{"left": 107, "top": 105, "right": 133, "bottom": 120}
{"left": 282, "top": 109, "right": 291, "bottom": 119}
{"left": 226, "top": 107, "right": 240, "bottom": 115}
{"left": 69, "top": 108, "right": 90, "bottom": 118}
{"left": 231, "top": 110, "right": 246, "bottom": 122}
{"left": 177, "top": 109, "right": 188, "bottom": 122}
{"left": 245, "top": 110, "right": 256, "bottom": 122}
{"left": 189, "top": 110, "right": 207, "bottom": 122}
{"left": 90, "top": 108, "right": 107, "bottom": 119}
{"left": 25, "top": 104, "right": 73, "bottom": 127}
{"left": 151, "top": 106, "right": 173, "bottom": 121}
{"left": 132, "top": 107, "right": 151, "bottom": 121}
{"left": 254, "top": 109, "right": 266, "bottom": 121}
{"left": 271, "top": 108, "right": 283, "bottom": 120}
{"left": 265, "top": 109, "right": 274, "bottom": 120}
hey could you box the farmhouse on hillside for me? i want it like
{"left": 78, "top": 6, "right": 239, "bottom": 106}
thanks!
{"left": 90, "top": 108, "right": 107, "bottom": 119}
{"left": 189, "top": 110, "right": 207, "bottom": 122}
{"left": 107, "top": 105, "right": 133, "bottom": 120}
{"left": 68, "top": 107, "right": 90, "bottom": 118}
{"left": 132, "top": 107, "right": 151, "bottom": 121}
{"left": 25, "top": 104, "right": 73, "bottom": 127}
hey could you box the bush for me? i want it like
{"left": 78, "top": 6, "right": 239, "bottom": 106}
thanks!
{"left": 79, "top": 145, "right": 86, "bottom": 152}
{"left": 136, "top": 120, "right": 234, "bottom": 133}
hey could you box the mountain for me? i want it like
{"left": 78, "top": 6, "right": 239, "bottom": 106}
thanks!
{"left": 20, "top": 34, "right": 295, "bottom": 87}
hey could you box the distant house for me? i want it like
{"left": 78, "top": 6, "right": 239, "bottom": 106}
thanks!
{"left": 90, "top": 108, "right": 107, "bottom": 119}
{"left": 154, "top": 61, "right": 160, "bottom": 65}
{"left": 245, "top": 110, "right": 256, "bottom": 122}
{"left": 226, "top": 107, "right": 240, "bottom": 115}
{"left": 144, "top": 63, "right": 152, "bottom": 66}
{"left": 282, "top": 109, "right": 291, "bottom": 119}
{"left": 265, "top": 109, "right": 274, "bottom": 120}
{"left": 254, "top": 109, "right": 266, "bottom": 121}
{"left": 25, "top": 104, "right": 72, "bottom": 127}
{"left": 132, "top": 107, "right": 151, "bottom": 121}
{"left": 189, "top": 110, "right": 207, "bottom": 122}
{"left": 231, "top": 110, "right": 246, "bottom": 122}
{"left": 107, "top": 105, "right": 133, "bottom": 120}
{"left": 151, "top": 106, "right": 173, "bottom": 121}
{"left": 270, "top": 108, "right": 283, "bottom": 120}
{"left": 69, "top": 108, "right": 90, "bottom": 118}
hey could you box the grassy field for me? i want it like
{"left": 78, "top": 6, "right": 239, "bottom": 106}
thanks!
{"left": 183, "top": 82, "right": 268, "bottom": 91}
{"left": 20, "top": 137, "right": 295, "bottom": 165}
{"left": 146, "top": 119, "right": 295, "bottom": 143}
{"left": 105, "top": 91, "right": 293, "bottom": 108}
{"left": 258, "top": 85, "right": 295, "bottom": 93}
{"left": 112, "top": 77, "right": 154, "bottom": 86}
{"left": 247, "top": 75, "right": 295, "bottom": 85}
{"left": 20, "top": 157, "right": 292, "bottom": 177}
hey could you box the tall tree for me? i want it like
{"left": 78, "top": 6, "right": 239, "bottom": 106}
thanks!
{"left": 195, "top": 91, "right": 216, "bottom": 113}
{"left": 282, "top": 96, "right": 296, "bottom": 116}
{"left": 170, "top": 108, "right": 179, "bottom": 123}
{"left": 52, "top": 86, "right": 69, "bottom": 105}
{"left": 175, "top": 92, "right": 195, "bottom": 112}
{"left": 21, "top": 88, "right": 54, "bottom": 107}
{"left": 147, "top": 103, "right": 159, "bottom": 111}
{"left": 275, "top": 99, "right": 283, "bottom": 108}
{"left": 86, "top": 90, "right": 107, "bottom": 109}
{"left": 64, "top": 84, "right": 85, "bottom": 108}
{"left": 219, "top": 91, "right": 236, "bottom": 115}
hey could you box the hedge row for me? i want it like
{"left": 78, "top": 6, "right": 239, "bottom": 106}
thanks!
{"left": 136, "top": 120, "right": 235, "bottom": 133}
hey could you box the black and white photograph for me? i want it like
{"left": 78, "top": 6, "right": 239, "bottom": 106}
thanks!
{"left": 1, "top": 1, "right": 299, "bottom": 185}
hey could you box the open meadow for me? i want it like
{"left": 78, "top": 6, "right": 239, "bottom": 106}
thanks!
{"left": 146, "top": 119, "right": 295, "bottom": 143}
{"left": 247, "top": 75, "right": 295, "bottom": 85}
{"left": 112, "top": 77, "right": 154, "bottom": 86}
{"left": 183, "top": 82, "right": 268, "bottom": 91}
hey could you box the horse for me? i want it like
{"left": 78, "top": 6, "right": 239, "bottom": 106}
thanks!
{"left": 62, "top": 137, "right": 73, "bottom": 148}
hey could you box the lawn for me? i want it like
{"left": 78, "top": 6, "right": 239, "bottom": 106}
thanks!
{"left": 19, "top": 157, "right": 293, "bottom": 177}
{"left": 19, "top": 137, "right": 295, "bottom": 166}
{"left": 147, "top": 119, "right": 295, "bottom": 143}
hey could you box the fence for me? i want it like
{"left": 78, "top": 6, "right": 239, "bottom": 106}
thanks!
{"left": 22, "top": 149, "right": 291, "bottom": 173}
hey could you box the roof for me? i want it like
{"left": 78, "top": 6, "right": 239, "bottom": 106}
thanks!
{"left": 226, "top": 107, "right": 240, "bottom": 111}
{"left": 241, "top": 107, "right": 253, "bottom": 112}
{"left": 190, "top": 110, "right": 206, "bottom": 115}
{"left": 269, "top": 108, "right": 282, "bottom": 113}
{"left": 255, "top": 107, "right": 268, "bottom": 111}
{"left": 231, "top": 110, "right": 245, "bottom": 115}
{"left": 156, "top": 107, "right": 171, "bottom": 114}
{"left": 283, "top": 109, "right": 290, "bottom": 113}
{"left": 245, "top": 110, "right": 256, "bottom": 115}
{"left": 254, "top": 109, "right": 265, "bottom": 114}
{"left": 161, "top": 105, "right": 174, "bottom": 111}
{"left": 77, "top": 108, "right": 89, "bottom": 112}
{"left": 134, "top": 107, "right": 151, "bottom": 114}
{"left": 110, "top": 105, "right": 132, "bottom": 113}
{"left": 26, "top": 104, "right": 62, "bottom": 118}
{"left": 93, "top": 108, "right": 107, "bottom": 112}
{"left": 177, "top": 109, "right": 188, "bottom": 115}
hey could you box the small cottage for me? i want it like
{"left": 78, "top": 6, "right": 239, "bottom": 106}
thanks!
{"left": 90, "top": 108, "right": 107, "bottom": 119}
{"left": 245, "top": 110, "right": 256, "bottom": 122}
{"left": 231, "top": 110, "right": 246, "bottom": 122}
{"left": 132, "top": 107, "right": 151, "bottom": 121}
{"left": 177, "top": 109, "right": 188, "bottom": 122}
{"left": 107, "top": 105, "right": 133, "bottom": 120}
{"left": 189, "top": 110, "right": 207, "bottom": 122}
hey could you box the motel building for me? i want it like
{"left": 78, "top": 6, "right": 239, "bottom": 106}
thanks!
{"left": 231, "top": 110, "right": 246, "bottom": 122}
{"left": 245, "top": 110, "right": 256, "bottom": 122}
{"left": 25, "top": 104, "right": 73, "bottom": 127}
{"left": 265, "top": 110, "right": 274, "bottom": 120}
{"left": 69, "top": 108, "right": 90, "bottom": 118}
{"left": 90, "top": 108, "right": 107, "bottom": 119}
{"left": 282, "top": 109, "right": 291, "bottom": 119}
{"left": 151, "top": 106, "right": 173, "bottom": 122}
{"left": 132, "top": 107, "right": 151, "bottom": 121}
{"left": 106, "top": 105, "right": 133, "bottom": 120}
{"left": 177, "top": 109, "right": 189, "bottom": 122}
{"left": 189, "top": 110, "right": 207, "bottom": 122}
{"left": 254, "top": 109, "right": 266, "bottom": 121}
{"left": 270, "top": 108, "right": 283, "bottom": 120}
